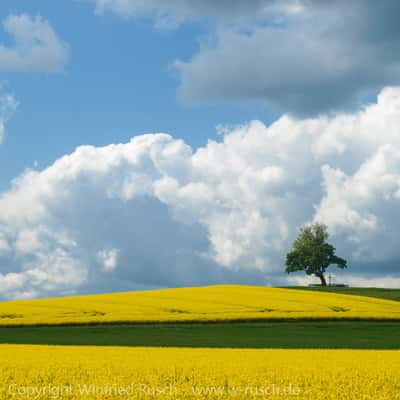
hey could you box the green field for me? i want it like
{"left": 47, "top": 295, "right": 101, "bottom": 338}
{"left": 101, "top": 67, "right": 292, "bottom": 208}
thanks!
{"left": 285, "top": 287, "right": 400, "bottom": 302}
{"left": 0, "top": 321, "right": 399, "bottom": 349}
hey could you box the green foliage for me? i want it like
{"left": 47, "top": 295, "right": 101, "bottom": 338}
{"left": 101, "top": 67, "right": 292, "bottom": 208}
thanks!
{"left": 285, "top": 223, "right": 347, "bottom": 285}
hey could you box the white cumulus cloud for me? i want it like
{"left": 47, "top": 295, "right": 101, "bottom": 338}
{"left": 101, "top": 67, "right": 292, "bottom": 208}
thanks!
{"left": 91, "top": 0, "right": 287, "bottom": 27}
{"left": 98, "top": 248, "right": 120, "bottom": 271}
{"left": 0, "top": 14, "right": 68, "bottom": 72}
{"left": 1, "top": 87, "right": 400, "bottom": 298}
{"left": 0, "top": 89, "right": 17, "bottom": 144}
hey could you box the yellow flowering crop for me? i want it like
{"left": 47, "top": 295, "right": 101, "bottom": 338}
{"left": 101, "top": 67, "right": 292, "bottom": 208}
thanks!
{"left": 0, "top": 345, "right": 399, "bottom": 399}
{"left": 0, "top": 285, "right": 399, "bottom": 326}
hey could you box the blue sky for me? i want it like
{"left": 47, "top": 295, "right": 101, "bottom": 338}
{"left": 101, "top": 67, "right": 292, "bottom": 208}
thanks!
{"left": 0, "top": 0, "right": 272, "bottom": 191}
{"left": 1, "top": 1, "right": 400, "bottom": 299}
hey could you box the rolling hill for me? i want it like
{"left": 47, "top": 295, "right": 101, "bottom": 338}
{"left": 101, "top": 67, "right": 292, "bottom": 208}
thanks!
{"left": 0, "top": 285, "right": 399, "bottom": 326}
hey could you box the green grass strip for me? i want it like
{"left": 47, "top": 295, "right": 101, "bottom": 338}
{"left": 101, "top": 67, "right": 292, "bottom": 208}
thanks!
{"left": 284, "top": 287, "right": 400, "bottom": 302}
{"left": 0, "top": 321, "right": 399, "bottom": 349}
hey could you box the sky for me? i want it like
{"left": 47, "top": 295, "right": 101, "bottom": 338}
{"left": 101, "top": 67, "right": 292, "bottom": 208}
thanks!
{"left": 1, "top": 0, "right": 400, "bottom": 299}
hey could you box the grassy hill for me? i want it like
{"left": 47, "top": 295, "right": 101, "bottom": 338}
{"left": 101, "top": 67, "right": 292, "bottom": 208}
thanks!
{"left": 284, "top": 286, "right": 400, "bottom": 302}
{"left": 0, "top": 285, "right": 399, "bottom": 326}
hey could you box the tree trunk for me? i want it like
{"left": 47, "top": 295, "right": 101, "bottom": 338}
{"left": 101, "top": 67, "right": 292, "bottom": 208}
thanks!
{"left": 317, "top": 273, "right": 327, "bottom": 286}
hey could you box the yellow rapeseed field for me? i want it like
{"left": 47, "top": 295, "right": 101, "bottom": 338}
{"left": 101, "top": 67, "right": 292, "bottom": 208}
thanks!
{"left": 0, "top": 345, "right": 399, "bottom": 399}
{"left": 0, "top": 285, "right": 399, "bottom": 326}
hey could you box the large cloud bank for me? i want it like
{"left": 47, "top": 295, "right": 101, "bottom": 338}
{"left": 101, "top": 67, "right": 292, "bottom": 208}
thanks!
{"left": 175, "top": 1, "right": 400, "bottom": 115}
{"left": 2, "top": 87, "right": 400, "bottom": 299}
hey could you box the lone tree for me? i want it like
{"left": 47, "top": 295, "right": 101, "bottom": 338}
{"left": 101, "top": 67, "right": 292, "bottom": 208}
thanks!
{"left": 285, "top": 222, "right": 347, "bottom": 286}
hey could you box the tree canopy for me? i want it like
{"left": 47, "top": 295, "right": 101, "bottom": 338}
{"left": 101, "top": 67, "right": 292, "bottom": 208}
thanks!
{"left": 285, "top": 223, "right": 347, "bottom": 286}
